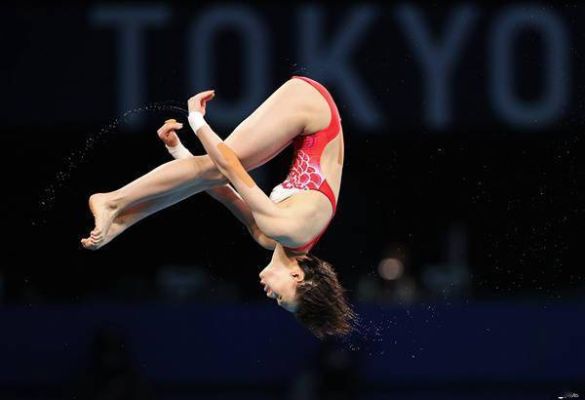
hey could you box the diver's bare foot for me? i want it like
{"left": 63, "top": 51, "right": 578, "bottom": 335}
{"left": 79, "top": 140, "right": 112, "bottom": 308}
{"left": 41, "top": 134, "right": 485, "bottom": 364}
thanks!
{"left": 81, "top": 193, "right": 119, "bottom": 250}
{"left": 81, "top": 219, "right": 126, "bottom": 250}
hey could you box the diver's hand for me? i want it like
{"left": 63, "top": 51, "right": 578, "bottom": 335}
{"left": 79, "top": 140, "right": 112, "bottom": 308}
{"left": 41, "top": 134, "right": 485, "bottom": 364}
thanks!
{"left": 187, "top": 90, "right": 215, "bottom": 116}
{"left": 157, "top": 119, "right": 183, "bottom": 147}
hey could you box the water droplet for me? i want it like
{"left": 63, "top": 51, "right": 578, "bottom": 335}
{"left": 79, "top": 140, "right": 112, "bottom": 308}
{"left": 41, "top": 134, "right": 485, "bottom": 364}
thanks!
{"left": 36, "top": 101, "right": 188, "bottom": 223}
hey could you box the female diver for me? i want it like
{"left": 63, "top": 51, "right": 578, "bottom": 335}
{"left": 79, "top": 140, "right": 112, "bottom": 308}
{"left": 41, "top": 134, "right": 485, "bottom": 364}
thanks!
{"left": 81, "top": 76, "right": 355, "bottom": 338}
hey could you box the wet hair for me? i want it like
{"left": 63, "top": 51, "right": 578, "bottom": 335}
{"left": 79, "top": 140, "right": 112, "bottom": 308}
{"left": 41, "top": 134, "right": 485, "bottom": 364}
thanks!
{"left": 293, "top": 253, "right": 356, "bottom": 339}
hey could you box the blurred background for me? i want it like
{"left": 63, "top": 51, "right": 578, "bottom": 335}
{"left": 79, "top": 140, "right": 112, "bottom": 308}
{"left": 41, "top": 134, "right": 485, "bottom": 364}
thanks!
{"left": 3, "top": 1, "right": 585, "bottom": 399}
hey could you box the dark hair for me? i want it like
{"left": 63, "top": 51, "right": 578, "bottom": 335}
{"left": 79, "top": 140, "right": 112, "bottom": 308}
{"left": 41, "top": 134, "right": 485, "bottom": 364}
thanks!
{"left": 293, "top": 253, "right": 356, "bottom": 339}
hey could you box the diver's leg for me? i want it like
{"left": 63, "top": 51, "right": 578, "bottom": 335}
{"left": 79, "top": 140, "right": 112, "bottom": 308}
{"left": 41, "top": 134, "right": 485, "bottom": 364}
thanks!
{"left": 81, "top": 155, "right": 226, "bottom": 249}
{"left": 82, "top": 78, "right": 318, "bottom": 249}
{"left": 83, "top": 175, "right": 226, "bottom": 249}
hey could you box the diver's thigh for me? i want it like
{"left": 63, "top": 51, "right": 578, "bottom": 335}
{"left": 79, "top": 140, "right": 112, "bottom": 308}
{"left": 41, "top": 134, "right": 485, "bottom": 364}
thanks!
{"left": 225, "top": 78, "right": 311, "bottom": 170}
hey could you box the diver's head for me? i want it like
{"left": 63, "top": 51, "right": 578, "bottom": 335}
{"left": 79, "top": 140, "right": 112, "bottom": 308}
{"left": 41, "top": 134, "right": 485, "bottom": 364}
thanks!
{"left": 259, "top": 246, "right": 304, "bottom": 312}
{"left": 259, "top": 246, "right": 356, "bottom": 338}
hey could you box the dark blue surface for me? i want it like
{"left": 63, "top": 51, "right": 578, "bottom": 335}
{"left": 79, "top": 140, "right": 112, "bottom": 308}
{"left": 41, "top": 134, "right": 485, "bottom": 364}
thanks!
{"left": 0, "top": 301, "right": 583, "bottom": 387}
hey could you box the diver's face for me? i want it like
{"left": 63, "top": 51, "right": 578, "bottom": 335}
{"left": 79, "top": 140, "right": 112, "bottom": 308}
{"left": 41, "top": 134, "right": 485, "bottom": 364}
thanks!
{"left": 259, "top": 256, "right": 303, "bottom": 312}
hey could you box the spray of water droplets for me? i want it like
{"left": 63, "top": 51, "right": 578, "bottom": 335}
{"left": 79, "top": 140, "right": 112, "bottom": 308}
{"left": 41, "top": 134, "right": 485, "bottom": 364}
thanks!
{"left": 33, "top": 101, "right": 188, "bottom": 226}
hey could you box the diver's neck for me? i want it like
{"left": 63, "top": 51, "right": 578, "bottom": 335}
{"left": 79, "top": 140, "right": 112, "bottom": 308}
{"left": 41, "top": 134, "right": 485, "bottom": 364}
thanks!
{"left": 274, "top": 243, "right": 297, "bottom": 267}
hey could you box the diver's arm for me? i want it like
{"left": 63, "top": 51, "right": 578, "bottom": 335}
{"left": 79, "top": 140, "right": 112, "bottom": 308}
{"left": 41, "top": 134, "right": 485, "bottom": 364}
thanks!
{"left": 187, "top": 91, "right": 303, "bottom": 245}
{"left": 158, "top": 119, "right": 276, "bottom": 250}
{"left": 206, "top": 185, "right": 277, "bottom": 250}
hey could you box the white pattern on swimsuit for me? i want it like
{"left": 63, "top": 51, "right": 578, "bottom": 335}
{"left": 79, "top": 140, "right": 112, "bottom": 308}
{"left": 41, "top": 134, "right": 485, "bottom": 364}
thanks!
{"left": 269, "top": 149, "right": 325, "bottom": 203}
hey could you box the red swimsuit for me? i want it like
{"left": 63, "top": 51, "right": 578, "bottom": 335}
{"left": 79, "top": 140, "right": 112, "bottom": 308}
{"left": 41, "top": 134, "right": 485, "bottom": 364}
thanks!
{"left": 268, "top": 75, "right": 342, "bottom": 253}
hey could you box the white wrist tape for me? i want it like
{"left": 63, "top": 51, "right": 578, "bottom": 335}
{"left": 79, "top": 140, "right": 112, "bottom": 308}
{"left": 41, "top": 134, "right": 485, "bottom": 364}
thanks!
{"left": 165, "top": 143, "right": 192, "bottom": 159}
{"left": 188, "top": 111, "right": 207, "bottom": 134}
